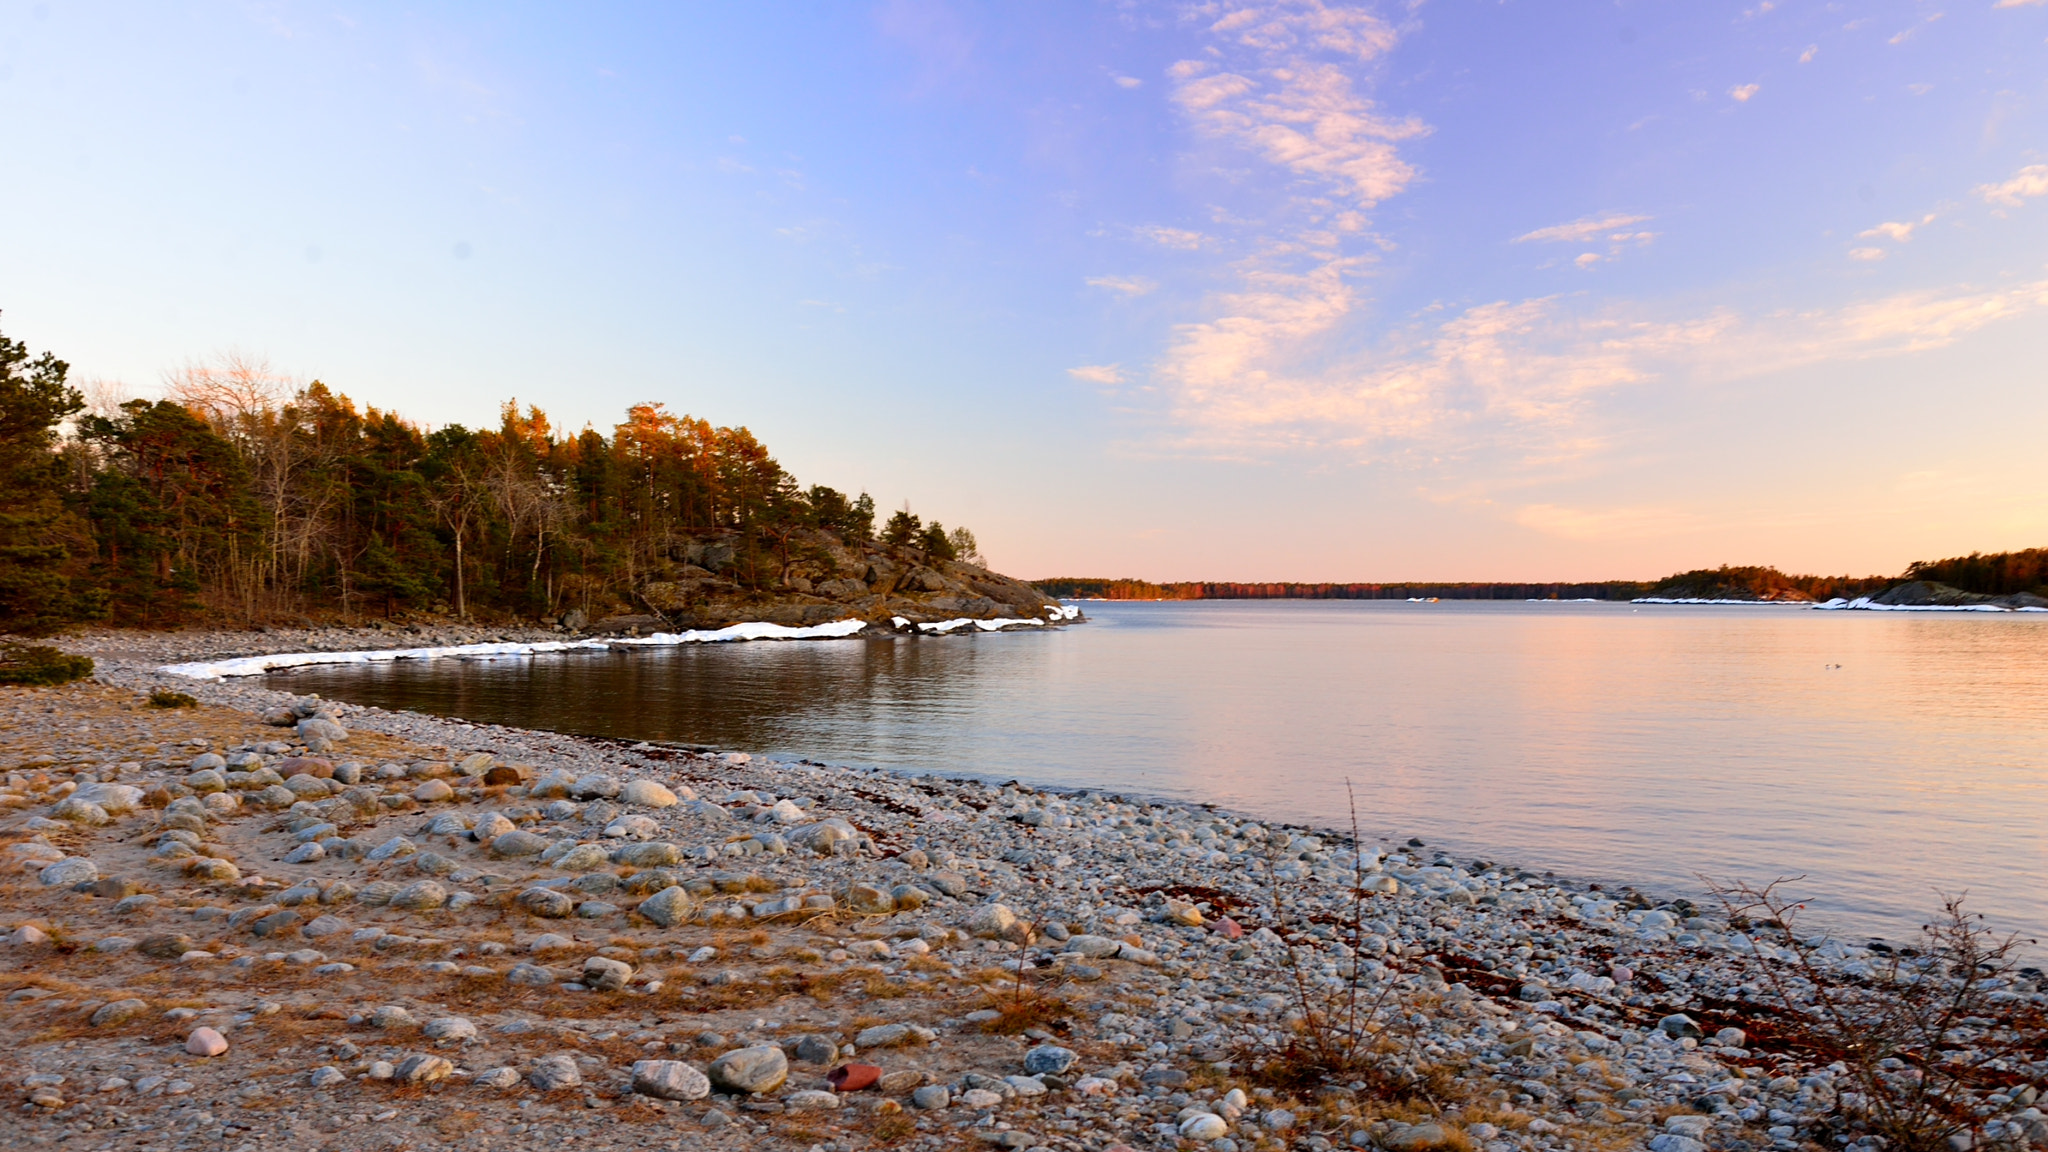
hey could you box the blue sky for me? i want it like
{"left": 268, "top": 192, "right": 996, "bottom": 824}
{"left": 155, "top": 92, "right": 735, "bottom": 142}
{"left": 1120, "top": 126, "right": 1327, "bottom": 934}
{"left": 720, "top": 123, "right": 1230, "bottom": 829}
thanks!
{"left": 3, "top": 1, "right": 2045, "bottom": 580}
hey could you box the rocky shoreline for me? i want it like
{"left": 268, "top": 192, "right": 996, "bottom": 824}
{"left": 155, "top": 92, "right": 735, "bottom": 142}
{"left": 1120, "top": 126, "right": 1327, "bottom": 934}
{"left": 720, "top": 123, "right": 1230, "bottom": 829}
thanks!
{"left": 2, "top": 633, "right": 2045, "bottom": 1152}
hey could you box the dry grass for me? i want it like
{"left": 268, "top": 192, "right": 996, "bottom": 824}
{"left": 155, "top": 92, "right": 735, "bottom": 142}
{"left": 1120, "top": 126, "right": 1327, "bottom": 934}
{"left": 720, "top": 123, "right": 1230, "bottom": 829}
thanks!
{"left": 860, "top": 973, "right": 914, "bottom": 1000}
{"left": 869, "top": 1112, "right": 917, "bottom": 1142}
{"left": 969, "top": 984, "right": 1072, "bottom": 1036}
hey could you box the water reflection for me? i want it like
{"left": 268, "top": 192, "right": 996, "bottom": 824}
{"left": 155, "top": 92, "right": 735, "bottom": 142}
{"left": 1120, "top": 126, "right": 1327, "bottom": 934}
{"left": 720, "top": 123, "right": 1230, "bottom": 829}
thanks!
{"left": 271, "top": 600, "right": 2048, "bottom": 944}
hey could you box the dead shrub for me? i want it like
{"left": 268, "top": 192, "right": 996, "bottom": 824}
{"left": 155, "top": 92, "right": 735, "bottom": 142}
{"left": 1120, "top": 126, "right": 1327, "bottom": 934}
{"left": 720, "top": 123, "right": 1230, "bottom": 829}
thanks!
{"left": 869, "top": 1111, "right": 917, "bottom": 1142}
{"left": 1707, "top": 880, "right": 2046, "bottom": 1152}
{"left": 1233, "top": 782, "right": 1449, "bottom": 1105}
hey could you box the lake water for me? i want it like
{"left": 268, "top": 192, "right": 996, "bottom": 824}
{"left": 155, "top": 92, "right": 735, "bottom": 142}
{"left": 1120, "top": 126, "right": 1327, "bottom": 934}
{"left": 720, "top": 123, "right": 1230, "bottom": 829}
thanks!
{"left": 268, "top": 600, "right": 2048, "bottom": 945}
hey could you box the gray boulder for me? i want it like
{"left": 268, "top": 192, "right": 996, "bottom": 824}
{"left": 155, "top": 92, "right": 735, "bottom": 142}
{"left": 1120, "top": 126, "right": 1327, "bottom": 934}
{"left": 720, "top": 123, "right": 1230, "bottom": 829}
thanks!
{"left": 630, "top": 1060, "right": 710, "bottom": 1101}
{"left": 528, "top": 1053, "right": 582, "bottom": 1091}
{"left": 707, "top": 1046, "right": 788, "bottom": 1095}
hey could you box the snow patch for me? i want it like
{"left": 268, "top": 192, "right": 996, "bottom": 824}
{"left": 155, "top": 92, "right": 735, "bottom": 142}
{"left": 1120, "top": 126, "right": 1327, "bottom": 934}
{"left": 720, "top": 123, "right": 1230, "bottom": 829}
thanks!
{"left": 1817, "top": 597, "right": 2047, "bottom": 613}
{"left": 162, "top": 618, "right": 869, "bottom": 680}
{"left": 160, "top": 613, "right": 1076, "bottom": 680}
{"left": 1632, "top": 597, "right": 1813, "bottom": 607}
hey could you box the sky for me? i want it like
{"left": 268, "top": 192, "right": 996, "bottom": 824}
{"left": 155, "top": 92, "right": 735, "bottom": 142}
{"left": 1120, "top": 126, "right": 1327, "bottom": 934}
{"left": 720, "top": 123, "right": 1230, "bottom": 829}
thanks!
{"left": 2, "top": 1, "right": 2045, "bottom": 582}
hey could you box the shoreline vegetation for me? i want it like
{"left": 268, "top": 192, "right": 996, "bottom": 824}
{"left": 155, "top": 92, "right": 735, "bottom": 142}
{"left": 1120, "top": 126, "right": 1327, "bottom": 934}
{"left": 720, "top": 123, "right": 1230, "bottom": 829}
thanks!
{"left": 1034, "top": 551, "right": 2048, "bottom": 612}
{"left": 2, "top": 640, "right": 2045, "bottom": 1152}
{"left": 0, "top": 322, "right": 1063, "bottom": 640}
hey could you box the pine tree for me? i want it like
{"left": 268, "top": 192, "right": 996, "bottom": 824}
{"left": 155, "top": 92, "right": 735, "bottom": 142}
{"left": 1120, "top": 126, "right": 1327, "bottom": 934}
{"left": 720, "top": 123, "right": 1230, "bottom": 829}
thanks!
{"left": 0, "top": 319, "right": 89, "bottom": 635}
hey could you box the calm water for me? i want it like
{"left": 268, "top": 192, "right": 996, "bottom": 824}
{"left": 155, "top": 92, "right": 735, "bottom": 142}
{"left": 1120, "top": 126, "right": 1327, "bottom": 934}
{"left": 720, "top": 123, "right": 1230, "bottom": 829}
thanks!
{"left": 269, "top": 600, "right": 2048, "bottom": 944}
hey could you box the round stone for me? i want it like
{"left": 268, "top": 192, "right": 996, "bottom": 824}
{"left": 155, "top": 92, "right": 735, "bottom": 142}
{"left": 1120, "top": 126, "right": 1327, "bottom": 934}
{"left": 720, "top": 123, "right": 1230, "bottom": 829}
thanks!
{"left": 630, "top": 1060, "right": 710, "bottom": 1101}
{"left": 185, "top": 1028, "right": 228, "bottom": 1057}
{"left": 39, "top": 858, "right": 99, "bottom": 886}
{"left": 707, "top": 1046, "right": 788, "bottom": 1095}
{"left": 1023, "top": 1045, "right": 1078, "bottom": 1075}
{"left": 528, "top": 1053, "right": 582, "bottom": 1090}
{"left": 91, "top": 999, "right": 148, "bottom": 1027}
{"left": 620, "top": 779, "right": 678, "bottom": 807}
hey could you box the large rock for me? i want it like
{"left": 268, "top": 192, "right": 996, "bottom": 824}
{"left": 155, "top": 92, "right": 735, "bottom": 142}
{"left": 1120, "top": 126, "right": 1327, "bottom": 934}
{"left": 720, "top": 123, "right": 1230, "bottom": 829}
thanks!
{"left": 571, "top": 773, "right": 621, "bottom": 800}
{"left": 138, "top": 933, "right": 195, "bottom": 959}
{"left": 39, "top": 858, "right": 98, "bottom": 886}
{"left": 843, "top": 883, "right": 894, "bottom": 914}
{"left": 528, "top": 1053, "right": 582, "bottom": 1091}
{"left": 518, "top": 887, "right": 575, "bottom": 918}
{"left": 490, "top": 830, "right": 550, "bottom": 858}
{"left": 388, "top": 881, "right": 448, "bottom": 912}
{"left": 965, "top": 903, "right": 1021, "bottom": 940}
{"left": 631, "top": 1060, "right": 710, "bottom": 1101}
{"left": 186, "top": 1027, "right": 228, "bottom": 1057}
{"left": 72, "top": 783, "right": 144, "bottom": 815}
{"left": 91, "top": 999, "right": 148, "bottom": 1027}
{"left": 551, "top": 844, "right": 610, "bottom": 872}
{"left": 787, "top": 818, "right": 860, "bottom": 855}
{"left": 50, "top": 797, "right": 110, "bottom": 824}
{"left": 854, "top": 1023, "right": 913, "bottom": 1048}
{"left": 422, "top": 1017, "right": 477, "bottom": 1042}
{"left": 471, "top": 812, "right": 516, "bottom": 842}
{"left": 582, "top": 956, "right": 632, "bottom": 991}
{"left": 635, "top": 886, "right": 693, "bottom": 927}
{"left": 296, "top": 717, "right": 348, "bottom": 743}
{"left": 1062, "top": 934, "right": 1123, "bottom": 958}
{"left": 611, "top": 842, "right": 681, "bottom": 867}
{"left": 708, "top": 1046, "right": 788, "bottom": 1095}
{"left": 365, "top": 836, "right": 416, "bottom": 862}
{"left": 1023, "top": 1045, "right": 1077, "bottom": 1075}
{"left": 620, "top": 780, "right": 678, "bottom": 807}
{"left": 396, "top": 1055, "right": 455, "bottom": 1083}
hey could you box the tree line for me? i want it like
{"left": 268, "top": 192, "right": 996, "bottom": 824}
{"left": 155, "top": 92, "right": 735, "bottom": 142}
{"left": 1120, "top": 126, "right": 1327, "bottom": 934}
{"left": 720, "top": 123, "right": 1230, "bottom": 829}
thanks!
{"left": 1032, "top": 578, "right": 1651, "bottom": 601}
{"left": 0, "top": 321, "right": 977, "bottom": 635}
{"left": 1039, "top": 555, "right": 2048, "bottom": 605}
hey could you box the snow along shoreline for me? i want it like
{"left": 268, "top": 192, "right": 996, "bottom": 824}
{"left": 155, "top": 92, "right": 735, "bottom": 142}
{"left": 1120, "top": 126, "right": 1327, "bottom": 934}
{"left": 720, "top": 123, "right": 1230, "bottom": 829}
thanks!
{"left": 158, "top": 605, "right": 1085, "bottom": 681}
{"left": 1634, "top": 596, "right": 2047, "bottom": 612}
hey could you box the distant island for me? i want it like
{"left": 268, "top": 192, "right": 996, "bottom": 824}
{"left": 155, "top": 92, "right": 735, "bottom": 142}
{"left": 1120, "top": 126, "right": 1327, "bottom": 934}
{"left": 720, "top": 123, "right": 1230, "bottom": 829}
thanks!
{"left": 1035, "top": 549, "right": 2048, "bottom": 611}
{"left": 0, "top": 320, "right": 1058, "bottom": 637}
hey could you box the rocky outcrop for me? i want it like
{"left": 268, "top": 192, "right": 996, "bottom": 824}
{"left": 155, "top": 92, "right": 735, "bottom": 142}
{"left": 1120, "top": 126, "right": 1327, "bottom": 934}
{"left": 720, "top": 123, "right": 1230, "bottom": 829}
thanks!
{"left": 611, "top": 528, "right": 1063, "bottom": 632}
{"left": 1868, "top": 581, "right": 2048, "bottom": 610}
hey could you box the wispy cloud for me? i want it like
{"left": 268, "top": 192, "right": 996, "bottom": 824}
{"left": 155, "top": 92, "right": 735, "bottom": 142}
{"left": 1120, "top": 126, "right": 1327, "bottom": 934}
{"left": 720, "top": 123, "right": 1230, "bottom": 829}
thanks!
{"left": 1847, "top": 247, "right": 1887, "bottom": 261}
{"left": 1994, "top": 0, "right": 2046, "bottom": 7}
{"left": 1513, "top": 213, "right": 1653, "bottom": 245}
{"left": 1135, "top": 0, "right": 1430, "bottom": 457}
{"left": 1087, "top": 275, "right": 1159, "bottom": 297}
{"left": 1977, "top": 164, "right": 2048, "bottom": 207}
{"left": 1729, "top": 83, "right": 1760, "bottom": 102}
{"left": 1132, "top": 224, "right": 1208, "bottom": 249}
{"left": 1112, "top": 74, "right": 1143, "bottom": 89}
{"left": 1169, "top": 51, "right": 1426, "bottom": 208}
{"left": 1067, "top": 364, "right": 1126, "bottom": 386}
{"left": 1799, "top": 44, "right": 1818, "bottom": 63}
{"left": 1149, "top": 277, "right": 2048, "bottom": 462}
{"left": 1858, "top": 215, "right": 1934, "bottom": 242}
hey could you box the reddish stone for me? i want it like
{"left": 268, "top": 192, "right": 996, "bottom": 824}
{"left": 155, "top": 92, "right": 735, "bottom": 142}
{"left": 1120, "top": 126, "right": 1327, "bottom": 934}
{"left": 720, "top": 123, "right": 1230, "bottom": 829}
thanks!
{"left": 277, "top": 757, "right": 333, "bottom": 779}
{"left": 826, "top": 1063, "right": 882, "bottom": 1093}
{"left": 1209, "top": 916, "right": 1243, "bottom": 940}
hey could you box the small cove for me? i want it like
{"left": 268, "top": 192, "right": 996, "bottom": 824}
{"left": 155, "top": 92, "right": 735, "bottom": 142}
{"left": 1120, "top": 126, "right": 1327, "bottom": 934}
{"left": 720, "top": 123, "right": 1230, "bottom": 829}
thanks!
{"left": 264, "top": 599, "right": 2048, "bottom": 945}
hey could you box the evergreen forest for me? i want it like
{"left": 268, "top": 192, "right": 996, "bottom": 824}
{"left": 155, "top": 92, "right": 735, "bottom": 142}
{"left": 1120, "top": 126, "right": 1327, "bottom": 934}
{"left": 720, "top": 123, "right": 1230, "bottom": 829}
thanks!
{"left": 0, "top": 321, "right": 976, "bottom": 635}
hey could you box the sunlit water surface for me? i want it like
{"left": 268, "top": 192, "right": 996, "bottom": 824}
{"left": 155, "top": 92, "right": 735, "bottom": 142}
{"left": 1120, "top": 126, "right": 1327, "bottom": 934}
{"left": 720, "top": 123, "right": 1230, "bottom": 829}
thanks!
{"left": 270, "top": 600, "right": 2048, "bottom": 944}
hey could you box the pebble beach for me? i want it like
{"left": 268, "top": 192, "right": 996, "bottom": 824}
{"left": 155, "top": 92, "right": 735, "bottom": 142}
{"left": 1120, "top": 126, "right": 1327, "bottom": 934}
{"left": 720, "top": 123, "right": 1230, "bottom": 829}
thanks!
{"left": 3, "top": 628, "right": 2045, "bottom": 1152}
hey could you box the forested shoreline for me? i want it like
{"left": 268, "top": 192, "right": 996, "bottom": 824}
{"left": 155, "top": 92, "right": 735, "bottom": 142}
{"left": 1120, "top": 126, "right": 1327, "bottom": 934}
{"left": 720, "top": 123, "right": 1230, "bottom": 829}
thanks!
{"left": 1036, "top": 556, "right": 2048, "bottom": 605}
{"left": 0, "top": 322, "right": 987, "bottom": 636}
